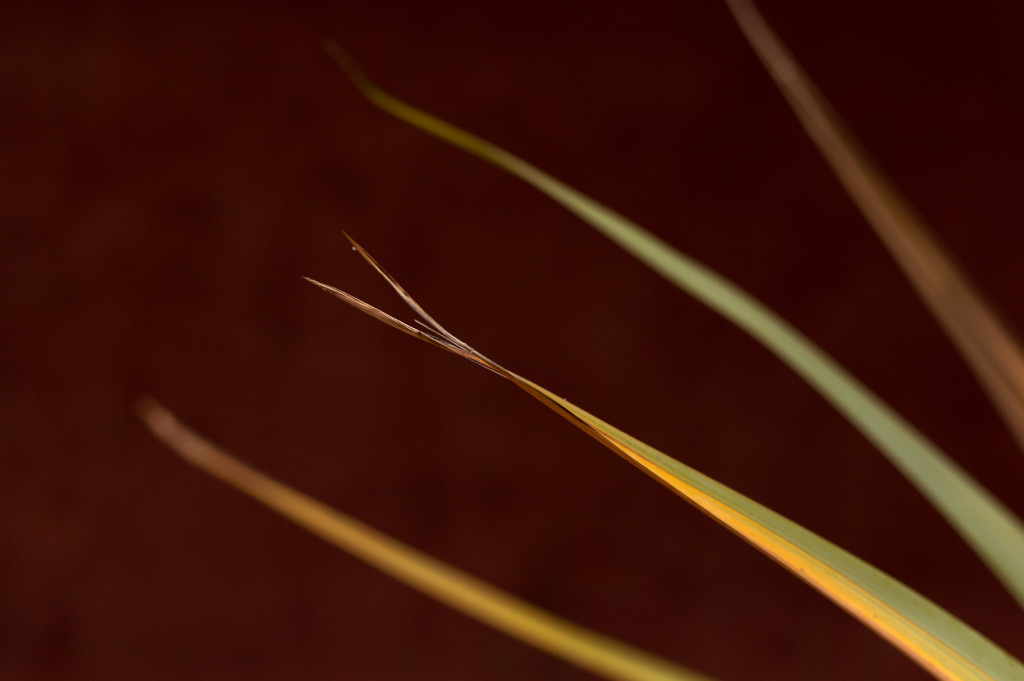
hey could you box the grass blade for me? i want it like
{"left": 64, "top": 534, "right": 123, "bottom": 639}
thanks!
{"left": 304, "top": 243, "right": 1024, "bottom": 681}
{"left": 137, "top": 398, "right": 717, "bottom": 681}
{"left": 723, "top": 0, "right": 1024, "bottom": 454}
{"left": 324, "top": 49, "right": 1024, "bottom": 609}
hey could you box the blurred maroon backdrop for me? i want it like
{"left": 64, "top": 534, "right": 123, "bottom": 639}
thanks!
{"left": 4, "top": 1, "right": 1024, "bottom": 680}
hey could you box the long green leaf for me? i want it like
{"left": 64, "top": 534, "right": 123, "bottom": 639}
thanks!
{"left": 324, "top": 44, "right": 1024, "bottom": 609}
{"left": 137, "top": 398, "right": 716, "bottom": 681}
{"left": 724, "top": 0, "right": 1024, "bottom": 456}
{"left": 302, "top": 238, "right": 1024, "bottom": 681}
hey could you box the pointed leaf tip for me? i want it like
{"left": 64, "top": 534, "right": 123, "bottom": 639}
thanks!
{"left": 310, "top": 243, "right": 1024, "bottom": 681}
{"left": 323, "top": 43, "right": 374, "bottom": 93}
{"left": 322, "top": 40, "right": 350, "bottom": 68}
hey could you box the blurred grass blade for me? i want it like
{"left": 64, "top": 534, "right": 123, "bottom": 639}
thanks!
{"left": 304, "top": 246, "right": 1024, "bottom": 681}
{"left": 137, "top": 398, "right": 716, "bottom": 681}
{"left": 724, "top": 0, "right": 1024, "bottom": 454}
{"left": 324, "top": 47, "right": 1024, "bottom": 609}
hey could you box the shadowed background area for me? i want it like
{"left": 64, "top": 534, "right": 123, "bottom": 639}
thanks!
{"left": 4, "top": 1, "right": 1024, "bottom": 680}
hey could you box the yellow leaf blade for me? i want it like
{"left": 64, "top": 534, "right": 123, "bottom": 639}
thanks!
{"left": 303, "top": 244, "right": 1024, "bottom": 681}
{"left": 544, "top": 394, "right": 1023, "bottom": 681}
{"left": 137, "top": 398, "right": 716, "bottom": 681}
{"left": 724, "top": 0, "right": 1024, "bottom": 455}
{"left": 325, "top": 50, "right": 1024, "bottom": 610}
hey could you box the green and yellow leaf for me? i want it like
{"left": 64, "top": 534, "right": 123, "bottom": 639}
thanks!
{"left": 325, "top": 47, "right": 1024, "bottom": 609}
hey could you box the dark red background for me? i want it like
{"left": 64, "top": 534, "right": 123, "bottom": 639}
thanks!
{"left": 4, "top": 1, "right": 1024, "bottom": 680}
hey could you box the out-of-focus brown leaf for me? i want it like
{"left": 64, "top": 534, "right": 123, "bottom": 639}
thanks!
{"left": 725, "top": 0, "right": 1024, "bottom": 455}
